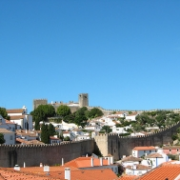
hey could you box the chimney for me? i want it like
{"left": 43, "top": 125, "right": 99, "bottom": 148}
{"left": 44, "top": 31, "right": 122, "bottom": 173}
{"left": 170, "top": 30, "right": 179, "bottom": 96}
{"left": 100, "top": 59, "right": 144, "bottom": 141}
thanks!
{"left": 62, "top": 158, "right": 64, "bottom": 166}
{"left": 110, "top": 156, "right": 114, "bottom": 164}
{"left": 91, "top": 158, "right": 94, "bottom": 167}
{"left": 100, "top": 157, "right": 103, "bottom": 166}
{"left": 23, "top": 162, "right": 26, "bottom": 168}
{"left": 40, "top": 163, "right": 43, "bottom": 167}
{"left": 108, "top": 157, "right": 111, "bottom": 165}
{"left": 65, "top": 167, "right": 71, "bottom": 180}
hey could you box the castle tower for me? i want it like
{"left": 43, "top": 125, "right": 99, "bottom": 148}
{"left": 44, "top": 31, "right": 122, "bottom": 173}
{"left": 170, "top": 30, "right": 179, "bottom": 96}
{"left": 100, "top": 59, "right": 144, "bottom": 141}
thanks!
{"left": 33, "top": 99, "right": 48, "bottom": 110}
{"left": 79, "top": 93, "right": 89, "bottom": 108}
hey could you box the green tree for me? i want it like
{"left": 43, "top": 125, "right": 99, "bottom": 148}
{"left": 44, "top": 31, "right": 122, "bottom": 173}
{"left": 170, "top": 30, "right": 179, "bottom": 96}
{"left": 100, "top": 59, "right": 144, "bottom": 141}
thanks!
{"left": 31, "top": 105, "right": 55, "bottom": 130}
{"left": 48, "top": 123, "right": 56, "bottom": 136}
{"left": 74, "top": 107, "right": 88, "bottom": 127}
{"left": 41, "top": 124, "right": 49, "bottom": 144}
{"left": 100, "top": 126, "right": 112, "bottom": 133}
{"left": 0, "top": 107, "right": 10, "bottom": 120}
{"left": 59, "top": 131, "right": 64, "bottom": 140}
{"left": 64, "top": 136, "right": 70, "bottom": 141}
{"left": 0, "top": 133, "right": 5, "bottom": 144}
{"left": 87, "top": 108, "right": 103, "bottom": 118}
{"left": 63, "top": 113, "right": 75, "bottom": 123}
{"left": 57, "top": 105, "right": 71, "bottom": 117}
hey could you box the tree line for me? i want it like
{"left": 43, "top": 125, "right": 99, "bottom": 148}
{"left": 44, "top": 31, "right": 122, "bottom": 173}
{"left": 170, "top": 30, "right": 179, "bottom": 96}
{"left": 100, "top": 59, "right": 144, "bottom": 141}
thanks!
{"left": 31, "top": 105, "right": 103, "bottom": 130}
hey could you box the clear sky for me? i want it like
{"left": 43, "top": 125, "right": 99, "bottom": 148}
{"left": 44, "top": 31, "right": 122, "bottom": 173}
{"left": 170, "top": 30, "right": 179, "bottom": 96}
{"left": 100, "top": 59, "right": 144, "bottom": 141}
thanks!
{"left": 1, "top": 1, "right": 180, "bottom": 112}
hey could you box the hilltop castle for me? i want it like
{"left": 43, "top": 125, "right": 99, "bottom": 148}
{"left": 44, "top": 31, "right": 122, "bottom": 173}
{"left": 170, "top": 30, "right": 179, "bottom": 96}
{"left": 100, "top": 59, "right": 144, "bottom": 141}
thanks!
{"left": 33, "top": 93, "right": 89, "bottom": 113}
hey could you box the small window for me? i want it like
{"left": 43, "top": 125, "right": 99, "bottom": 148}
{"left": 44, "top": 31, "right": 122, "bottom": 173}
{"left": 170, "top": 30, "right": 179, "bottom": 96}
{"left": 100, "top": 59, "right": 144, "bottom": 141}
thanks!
{"left": 169, "top": 149, "right": 171, "bottom": 152}
{"left": 177, "top": 149, "right": 179, "bottom": 151}
{"left": 10, "top": 136, "right": 13, "bottom": 140}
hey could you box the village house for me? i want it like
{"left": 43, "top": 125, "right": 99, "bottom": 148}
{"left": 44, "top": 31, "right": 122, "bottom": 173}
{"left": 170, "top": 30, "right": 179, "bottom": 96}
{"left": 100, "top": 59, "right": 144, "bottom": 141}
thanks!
{"left": 132, "top": 146, "right": 157, "bottom": 158}
{"left": 7, "top": 106, "right": 33, "bottom": 130}
{"left": 0, "top": 128, "right": 15, "bottom": 145}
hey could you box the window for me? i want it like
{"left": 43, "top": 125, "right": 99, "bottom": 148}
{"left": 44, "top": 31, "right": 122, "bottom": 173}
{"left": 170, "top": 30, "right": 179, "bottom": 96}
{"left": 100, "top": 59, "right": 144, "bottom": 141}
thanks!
{"left": 10, "top": 136, "right": 13, "bottom": 140}
{"left": 177, "top": 149, "right": 179, "bottom": 151}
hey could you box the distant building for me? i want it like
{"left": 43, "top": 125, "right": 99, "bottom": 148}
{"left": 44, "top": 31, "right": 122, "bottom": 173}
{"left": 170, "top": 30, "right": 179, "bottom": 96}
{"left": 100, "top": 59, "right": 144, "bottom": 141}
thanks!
{"left": 33, "top": 93, "right": 89, "bottom": 113}
{"left": 7, "top": 106, "right": 33, "bottom": 130}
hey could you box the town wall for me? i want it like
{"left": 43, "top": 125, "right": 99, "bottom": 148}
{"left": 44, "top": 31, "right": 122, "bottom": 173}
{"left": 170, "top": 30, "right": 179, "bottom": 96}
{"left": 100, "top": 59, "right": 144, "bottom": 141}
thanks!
{"left": 94, "top": 122, "right": 180, "bottom": 160}
{"left": 1, "top": 121, "right": 180, "bottom": 167}
{"left": 0, "top": 139, "right": 94, "bottom": 167}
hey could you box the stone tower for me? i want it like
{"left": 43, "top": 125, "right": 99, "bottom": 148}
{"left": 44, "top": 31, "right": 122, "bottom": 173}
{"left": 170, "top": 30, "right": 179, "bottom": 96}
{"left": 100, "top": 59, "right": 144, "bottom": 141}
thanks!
{"left": 33, "top": 99, "right": 48, "bottom": 110}
{"left": 79, "top": 93, "right": 89, "bottom": 108}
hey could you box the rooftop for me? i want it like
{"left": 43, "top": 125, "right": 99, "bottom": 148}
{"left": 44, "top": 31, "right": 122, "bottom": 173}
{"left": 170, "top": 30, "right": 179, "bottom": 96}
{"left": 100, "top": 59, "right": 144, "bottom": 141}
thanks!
{"left": 133, "top": 146, "right": 156, "bottom": 151}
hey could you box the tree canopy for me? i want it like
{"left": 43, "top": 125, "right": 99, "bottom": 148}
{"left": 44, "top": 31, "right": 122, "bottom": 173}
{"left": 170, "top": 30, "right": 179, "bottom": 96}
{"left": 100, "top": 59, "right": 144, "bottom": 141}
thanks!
{"left": 87, "top": 108, "right": 103, "bottom": 118}
{"left": 100, "top": 126, "right": 112, "bottom": 133}
{"left": 131, "top": 110, "right": 180, "bottom": 133}
{"left": 41, "top": 124, "right": 49, "bottom": 144}
{"left": 57, "top": 105, "right": 71, "bottom": 117}
{"left": 48, "top": 123, "right": 56, "bottom": 136}
{"left": 31, "top": 105, "right": 55, "bottom": 130}
{"left": 0, "top": 107, "right": 10, "bottom": 120}
{"left": 0, "top": 133, "right": 5, "bottom": 144}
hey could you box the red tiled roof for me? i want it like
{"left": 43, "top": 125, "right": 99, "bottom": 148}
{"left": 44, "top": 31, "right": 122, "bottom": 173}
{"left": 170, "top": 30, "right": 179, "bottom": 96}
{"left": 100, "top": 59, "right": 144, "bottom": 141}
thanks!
{"left": 137, "top": 162, "right": 180, "bottom": 180}
{"left": 146, "top": 153, "right": 163, "bottom": 158}
{"left": 121, "top": 155, "right": 142, "bottom": 162}
{"left": 0, "top": 168, "right": 63, "bottom": 180}
{"left": 133, "top": 146, "right": 156, "bottom": 151}
{"left": 126, "top": 164, "right": 151, "bottom": 171}
{"left": 50, "top": 136, "right": 60, "bottom": 140}
{"left": 17, "top": 166, "right": 117, "bottom": 180}
{"left": 16, "top": 138, "right": 44, "bottom": 145}
{"left": 7, "top": 109, "right": 25, "bottom": 113}
{"left": 9, "top": 115, "right": 25, "bottom": 120}
{"left": 118, "top": 175, "right": 137, "bottom": 180}
{"left": 64, "top": 157, "right": 110, "bottom": 168}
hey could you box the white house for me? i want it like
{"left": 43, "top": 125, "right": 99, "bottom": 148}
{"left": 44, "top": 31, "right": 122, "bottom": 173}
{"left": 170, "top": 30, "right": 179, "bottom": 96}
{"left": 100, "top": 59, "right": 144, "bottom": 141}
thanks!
{"left": 144, "top": 150, "right": 169, "bottom": 168}
{"left": 0, "top": 115, "right": 16, "bottom": 132}
{"left": 7, "top": 106, "right": 33, "bottom": 130}
{"left": 49, "top": 136, "right": 62, "bottom": 144}
{"left": 0, "top": 128, "right": 15, "bottom": 145}
{"left": 120, "top": 155, "right": 142, "bottom": 167}
{"left": 125, "top": 164, "right": 151, "bottom": 176}
{"left": 132, "top": 146, "right": 157, "bottom": 158}
{"left": 125, "top": 112, "right": 138, "bottom": 121}
{"left": 16, "top": 130, "right": 38, "bottom": 141}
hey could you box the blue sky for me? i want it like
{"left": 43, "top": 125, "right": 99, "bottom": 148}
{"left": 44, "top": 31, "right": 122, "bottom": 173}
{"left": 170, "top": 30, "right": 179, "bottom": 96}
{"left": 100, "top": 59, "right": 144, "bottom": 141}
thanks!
{"left": 1, "top": 1, "right": 180, "bottom": 112}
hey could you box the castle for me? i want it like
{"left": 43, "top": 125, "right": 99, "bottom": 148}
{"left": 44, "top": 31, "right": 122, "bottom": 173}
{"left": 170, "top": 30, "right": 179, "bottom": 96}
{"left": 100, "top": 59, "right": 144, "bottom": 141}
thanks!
{"left": 1, "top": 94, "right": 180, "bottom": 167}
{"left": 33, "top": 93, "right": 89, "bottom": 113}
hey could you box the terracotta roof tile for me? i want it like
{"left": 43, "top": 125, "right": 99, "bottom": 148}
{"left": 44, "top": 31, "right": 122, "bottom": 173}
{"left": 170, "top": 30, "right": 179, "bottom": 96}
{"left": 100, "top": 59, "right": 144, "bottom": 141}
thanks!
{"left": 64, "top": 157, "right": 109, "bottom": 168}
{"left": 118, "top": 175, "right": 137, "bottom": 180}
{"left": 121, "top": 156, "right": 142, "bottom": 162}
{"left": 133, "top": 146, "right": 156, "bottom": 150}
{"left": 126, "top": 164, "right": 151, "bottom": 170}
{"left": 7, "top": 109, "right": 25, "bottom": 113}
{"left": 0, "top": 168, "right": 63, "bottom": 180}
{"left": 146, "top": 153, "right": 163, "bottom": 158}
{"left": 137, "top": 162, "right": 180, "bottom": 180}
{"left": 17, "top": 166, "right": 117, "bottom": 180}
{"left": 9, "top": 115, "right": 25, "bottom": 120}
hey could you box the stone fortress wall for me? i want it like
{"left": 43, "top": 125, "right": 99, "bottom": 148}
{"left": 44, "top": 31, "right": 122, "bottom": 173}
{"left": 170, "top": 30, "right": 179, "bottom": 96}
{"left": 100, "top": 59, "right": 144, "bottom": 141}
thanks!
{"left": 94, "top": 121, "right": 180, "bottom": 160}
{"left": 0, "top": 122, "right": 180, "bottom": 167}
{"left": 3, "top": 94, "right": 177, "bottom": 168}
{"left": 0, "top": 139, "right": 94, "bottom": 167}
